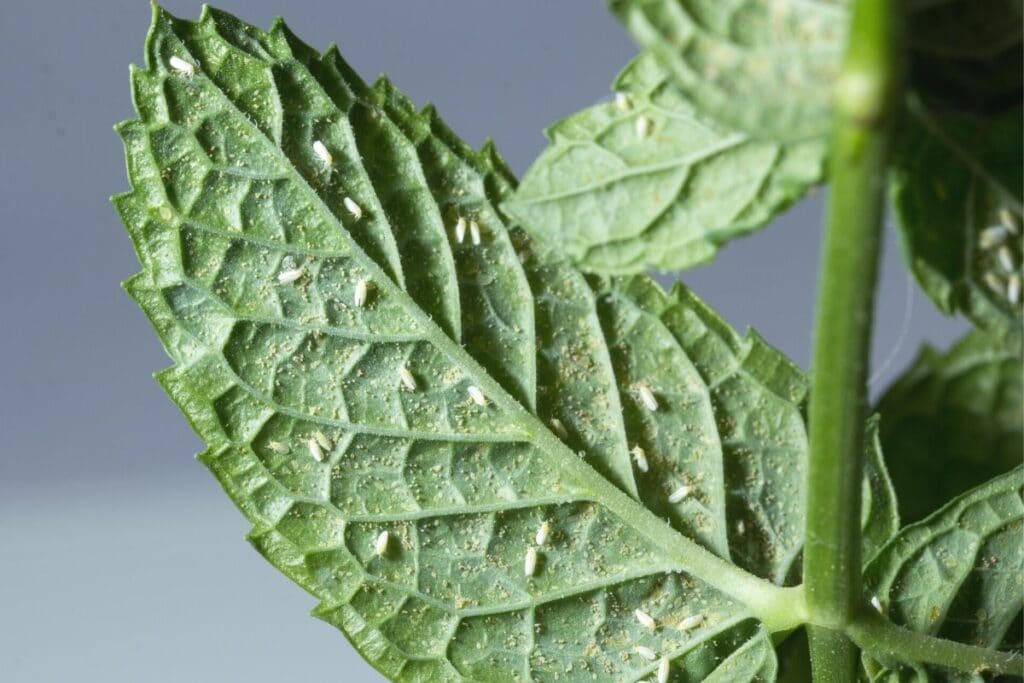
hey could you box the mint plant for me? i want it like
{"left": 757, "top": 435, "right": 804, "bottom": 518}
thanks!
{"left": 115, "top": 3, "right": 1022, "bottom": 681}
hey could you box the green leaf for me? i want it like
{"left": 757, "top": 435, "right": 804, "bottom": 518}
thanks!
{"left": 875, "top": 328, "right": 1023, "bottom": 523}
{"left": 905, "top": 0, "right": 1023, "bottom": 115}
{"left": 862, "top": 417, "right": 900, "bottom": 564}
{"left": 890, "top": 98, "right": 1023, "bottom": 331}
{"left": 607, "top": 0, "right": 848, "bottom": 141}
{"left": 118, "top": 6, "right": 827, "bottom": 679}
{"left": 504, "top": 52, "right": 825, "bottom": 273}
{"left": 861, "top": 467, "right": 1024, "bottom": 680}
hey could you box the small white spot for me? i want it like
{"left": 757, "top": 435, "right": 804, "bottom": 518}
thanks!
{"left": 999, "top": 208, "right": 1019, "bottom": 232}
{"left": 454, "top": 216, "right": 468, "bottom": 243}
{"left": 679, "top": 614, "right": 703, "bottom": 630}
{"left": 354, "top": 279, "right": 369, "bottom": 307}
{"left": 980, "top": 225, "right": 1010, "bottom": 249}
{"left": 549, "top": 418, "right": 568, "bottom": 440}
{"left": 277, "top": 267, "right": 304, "bottom": 284}
{"left": 307, "top": 437, "right": 326, "bottom": 462}
{"left": 631, "top": 445, "right": 649, "bottom": 473}
{"left": 997, "top": 245, "right": 1017, "bottom": 272}
{"left": 524, "top": 546, "right": 538, "bottom": 577}
{"left": 467, "top": 385, "right": 487, "bottom": 406}
{"left": 635, "top": 383, "right": 658, "bottom": 411}
{"left": 736, "top": 520, "right": 746, "bottom": 535}
{"left": 635, "top": 115, "right": 652, "bottom": 139}
{"left": 984, "top": 272, "right": 1004, "bottom": 294}
{"left": 169, "top": 55, "right": 196, "bottom": 76}
{"left": 312, "top": 430, "right": 332, "bottom": 451}
{"left": 657, "top": 657, "right": 670, "bottom": 683}
{"left": 1008, "top": 274, "right": 1021, "bottom": 305}
{"left": 374, "top": 530, "right": 390, "bottom": 556}
{"left": 615, "top": 92, "right": 631, "bottom": 111}
{"left": 398, "top": 365, "right": 416, "bottom": 391}
{"left": 668, "top": 484, "right": 691, "bottom": 504}
{"left": 470, "top": 220, "right": 482, "bottom": 245}
{"left": 870, "top": 595, "right": 884, "bottom": 614}
{"left": 634, "top": 645, "right": 656, "bottom": 661}
{"left": 344, "top": 196, "right": 363, "bottom": 220}
{"left": 634, "top": 608, "right": 656, "bottom": 630}
{"left": 312, "top": 140, "right": 333, "bottom": 166}
{"left": 267, "top": 441, "right": 290, "bottom": 454}
{"left": 535, "top": 521, "right": 551, "bottom": 546}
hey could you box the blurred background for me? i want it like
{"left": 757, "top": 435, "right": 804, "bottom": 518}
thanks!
{"left": 0, "top": 1, "right": 967, "bottom": 680}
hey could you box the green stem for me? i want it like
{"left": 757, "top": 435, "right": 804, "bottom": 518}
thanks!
{"left": 848, "top": 614, "right": 1024, "bottom": 677}
{"left": 804, "top": 0, "right": 903, "bottom": 678}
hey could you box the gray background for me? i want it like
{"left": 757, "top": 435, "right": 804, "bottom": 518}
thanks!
{"left": 0, "top": 1, "right": 966, "bottom": 681}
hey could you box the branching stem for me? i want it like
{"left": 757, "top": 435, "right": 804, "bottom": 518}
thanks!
{"left": 804, "top": 0, "right": 903, "bottom": 679}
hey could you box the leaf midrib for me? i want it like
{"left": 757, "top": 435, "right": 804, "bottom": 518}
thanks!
{"left": 159, "top": 16, "right": 791, "bottom": 628}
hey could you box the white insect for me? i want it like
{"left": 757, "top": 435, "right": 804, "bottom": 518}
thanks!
{"left": 679, "top": 614, "right": 703, "bottom": 631}
{"left": 615, "top": 92, "right": 631, "bottom": 111}
{"left": 470, "top": 220, "right": 482, "bottom": 246}
{"left": 399, "top": 365, "right": 416, "bottom": 391}
{"left": 169, "top": 55, "right": 196, "bottom": 76}
{"left": 657, "top": 657, "right": 670, "bottom": 683}
{"left": 549, "top": 418, "right": 568, "bottom": 440}
{"left": 999, "top": 208, "right": 1018, "bottom": 231}
{"left": 635, "top": 383, "right": 659, "bottom": 412}
{"left": 668, "top": 484, "right": 691, "bottom": 504}
{"left": 312, "top": 430, "right": 332, "bottom": 451}
{"left": 312, "top": 140, "right": 333, "bottom": 166}
{"left": 631, "top": 445, "right": 649, "bottom": 473}
{"left": 1008, "top": 274, "right": 1021, "bottom": 305}
{"left": 870, "top": 595, "right": 884, "bottom": 614}
{"left": 343, "top": 196, "right": 363, "bottom": 220}
{"left": 635, "top": 115, "right": 652, "bottom": 139}
{"left": 524, "top": 546, "right": 539, "bottom": 577}
{"left": 306, "top": 437, "right": 326, "bottom": 462}
{"left": 634, "top": 608, "right": 656, "bottom": 630}
{"left": 354, "top": 279, "right": 369, "bottom": 307}
{"left": 984, "top": 272, "right": 1004, "bottom": 293}
{"left": 997, "top": 245, "right": 1017, "bottom": 272}
{"left": 467, "top": 385, "right": 487, "bottom": 406}
{"left": 267, "top": 441, "right": 290, "bottom": 454}
{"left": 979, "top": 225, "right": 1010, "bottom": 249}
{"left": 736, "top": 520, "right": 746, "bottom": 535}
{"left": 374, "top": 530, "right": 390, "bottom": 556}
{"left": 277, "top": 267, "right": 304, "bottom": 284}
{"left": 454, "top": 216, "right": 468, "bottom": 243}
{"left": 535, "top": 521, "right": 551, "bottom": 546}
{"left": 634, "top": 645, "right": 657, "bottom": 661}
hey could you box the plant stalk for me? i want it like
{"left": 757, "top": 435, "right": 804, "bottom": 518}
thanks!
{"left": 804, "top": 0, "right": 903, "bottom": 678}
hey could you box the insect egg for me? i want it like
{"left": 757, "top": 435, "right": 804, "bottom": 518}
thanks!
{"left": 470, "top": 220, "right": 482, "bottom": 245}
{"left": 454, "top": 217, "right": 467, "bottom": 243}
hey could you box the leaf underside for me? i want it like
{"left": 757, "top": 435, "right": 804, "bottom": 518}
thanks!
{"left": 504, "top": 52, "right": 825, "bottom": 274}
{"left": 607, "top": 0, "right": 847, "bottom": 142}
{"left": 875, "top": 329, "right": 1023, "bottom": 524}
{"left": 863, "top": 467, "right": 1024, "bottom": 681}
{"left": 114, "top": 5, "right": 1014, "bottom": 682}
{"left": 890, "top": 100, "right": 1023, "bottom": 332}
